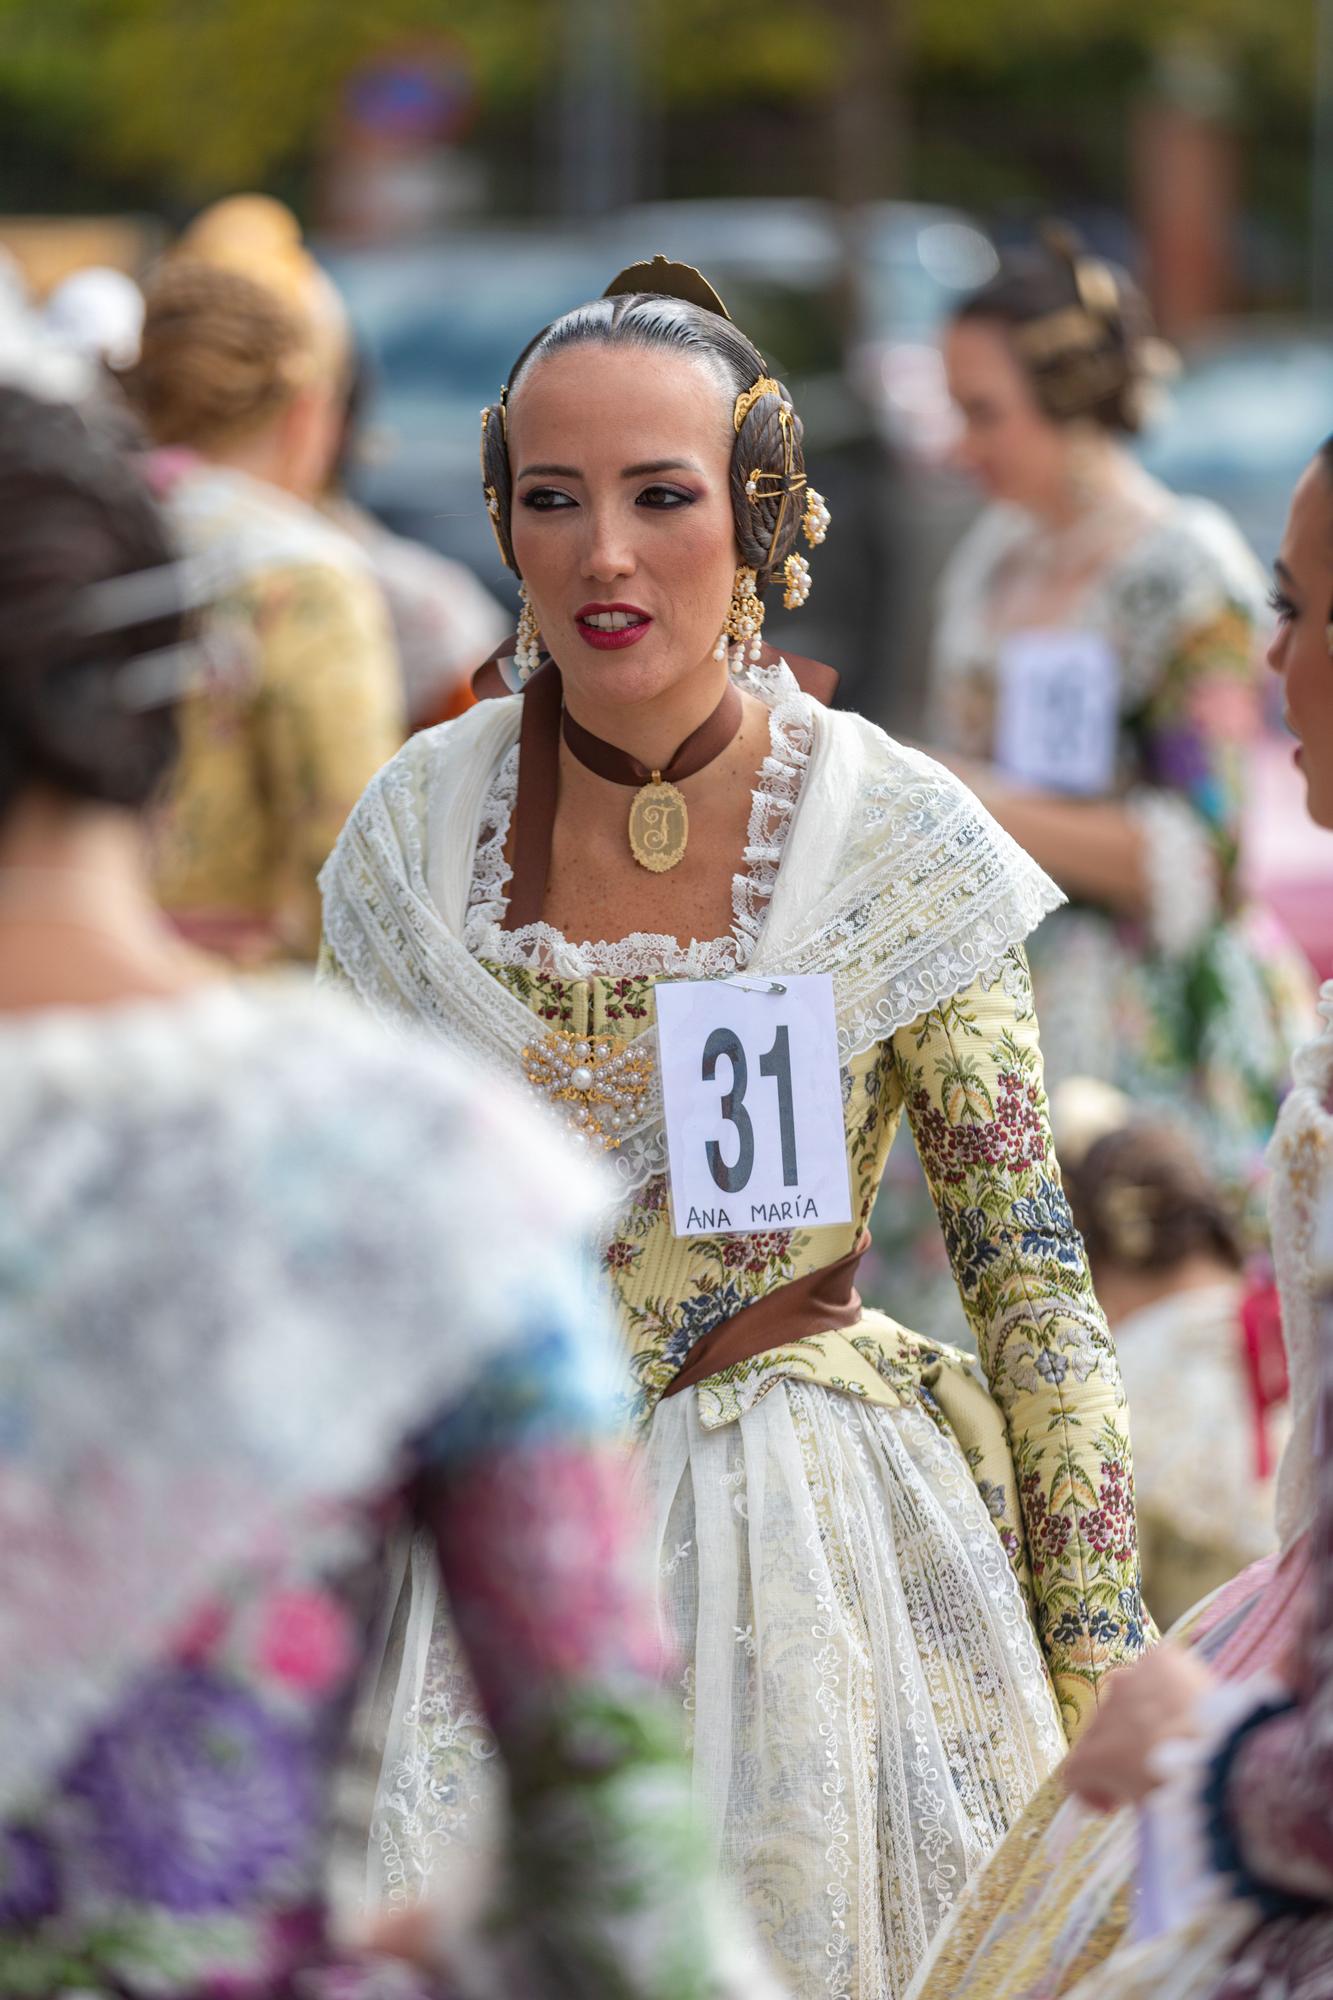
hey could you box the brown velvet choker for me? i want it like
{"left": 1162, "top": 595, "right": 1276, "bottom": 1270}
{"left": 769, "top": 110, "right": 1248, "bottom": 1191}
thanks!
{"left": 494, "top": 649, "right": 839, "bottom": 932}
{"left": 561, "top": 681, "right": 743, "bottom": 875}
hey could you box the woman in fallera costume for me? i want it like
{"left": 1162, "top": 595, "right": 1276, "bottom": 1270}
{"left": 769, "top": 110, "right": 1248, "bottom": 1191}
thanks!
{"left": 884, "top": 230, "right": 1310, "bottom": 1349}
{"left": 906, "top": 436, "right": 1333, "bottom": 2000}
{"left": 932, "top": 231, "right": 1309, "bottom": 1190}
{"left": 320, "top": 259, "right": 1148, "bottom": 1999}
{"left": 124, "top": 197, "right": 405, "bottom": 965}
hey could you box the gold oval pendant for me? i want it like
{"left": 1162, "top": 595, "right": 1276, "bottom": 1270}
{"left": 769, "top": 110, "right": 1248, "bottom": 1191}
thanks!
{"left": 628, "top": 780, "right": 688, "bottom": 873}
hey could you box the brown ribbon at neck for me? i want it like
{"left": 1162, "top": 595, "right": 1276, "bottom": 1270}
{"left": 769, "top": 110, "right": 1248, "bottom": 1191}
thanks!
{"left": 505, "top": 659, "right": 563, "bottom": 929}
{"left": 492, "top": 645, "right": 838, "bottom": 931}
{"left": 662, "top": 1231, "right": 870, "bottom": 1398}
{"left": 562, "top": 680, "right": 743, "bottom": 789}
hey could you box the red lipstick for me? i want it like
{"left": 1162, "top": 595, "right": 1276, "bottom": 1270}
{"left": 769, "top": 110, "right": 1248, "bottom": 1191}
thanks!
{"left": 574, "top": 602, "right": 653, "bottom": 652}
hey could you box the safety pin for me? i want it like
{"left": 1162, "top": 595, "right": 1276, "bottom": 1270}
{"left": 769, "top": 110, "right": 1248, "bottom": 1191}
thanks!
{"left": 726, "top": 976, "right": 787, "bottom": 996}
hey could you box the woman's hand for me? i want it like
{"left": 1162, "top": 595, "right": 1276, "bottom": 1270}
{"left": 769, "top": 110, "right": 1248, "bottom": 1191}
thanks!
{"left": 1063, "top": 1648, "right": 1218, "bottom": 1811}
{"left": 365, "top": 1905, "right": 439, "bottom": 1968}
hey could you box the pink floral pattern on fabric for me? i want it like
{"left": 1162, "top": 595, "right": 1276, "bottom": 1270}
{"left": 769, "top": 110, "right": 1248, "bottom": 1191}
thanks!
{"left": 421, "top": 1441, "right": 664, "bottom": 1734}
{"left": 1203, "top": 1301, "right": 1333, "bottom": 1995}
{"left": 256, "top": 1590, "right": 356, "bottom": 1694}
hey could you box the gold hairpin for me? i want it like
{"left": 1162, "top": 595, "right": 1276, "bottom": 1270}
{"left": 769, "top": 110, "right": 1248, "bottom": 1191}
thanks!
{"left": 743, "top": 467, "right": 806, "bottom": 503}
{"left": 733, "top": 375, "right": 784, "bottom": 434}
{"left": 1015, "top": 307, "right": 1105, "bottom": 365}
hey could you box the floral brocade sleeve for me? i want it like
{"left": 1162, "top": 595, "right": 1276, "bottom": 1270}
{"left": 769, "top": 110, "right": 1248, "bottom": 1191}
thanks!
{"left": 891, "top": 945, "right": 1149, "bottom": 1734}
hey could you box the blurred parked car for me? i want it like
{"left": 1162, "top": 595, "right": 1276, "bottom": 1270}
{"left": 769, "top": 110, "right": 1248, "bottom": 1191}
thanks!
{"left": 850, "top": 202, "right": 999, "bottom": 461}
{"left": 319, "top": 230, "right": 618, "bottom": 615}
{"left": 842, "top": 204, "right": 998, "bottom": 728}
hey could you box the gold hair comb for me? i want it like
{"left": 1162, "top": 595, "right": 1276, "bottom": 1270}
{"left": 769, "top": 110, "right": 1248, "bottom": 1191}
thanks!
{"left": 602, "top": 255, "right": 732, "bottom": 321}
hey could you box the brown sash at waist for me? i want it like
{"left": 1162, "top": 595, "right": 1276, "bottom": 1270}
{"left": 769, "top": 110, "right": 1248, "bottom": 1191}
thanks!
{"left": 663, "top": 1231, "right": 871, "bottom": 1399}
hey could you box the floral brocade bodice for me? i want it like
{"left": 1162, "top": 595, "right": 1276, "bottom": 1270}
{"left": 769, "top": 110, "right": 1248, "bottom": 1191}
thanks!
{"left": 484, "top": 960, "right": 902, "bottom": 1428}
{"left": 484, "top": 945, "right": 1147, "bottom": 1736}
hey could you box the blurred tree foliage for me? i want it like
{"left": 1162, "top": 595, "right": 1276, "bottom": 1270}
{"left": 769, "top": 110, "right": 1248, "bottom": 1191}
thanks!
{"left": 655, "top": 0, "right": 1310, "bottom": 96}
{"left": 0, "top": 0, "right": 549, "bottom": 196}
{"left": 0, "top": 0, "right": 1313, "bottom": 204}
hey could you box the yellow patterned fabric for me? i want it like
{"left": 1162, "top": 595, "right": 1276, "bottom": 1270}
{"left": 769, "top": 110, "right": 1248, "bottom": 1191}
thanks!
{"left": 150, "top": 462, "right": 405, "bottom": 964}
{"left": 488, "top": 940, "right": 1146, "bottom": 1738}
{"left": 154, "top": 560, "right": 403, "bottom": 963}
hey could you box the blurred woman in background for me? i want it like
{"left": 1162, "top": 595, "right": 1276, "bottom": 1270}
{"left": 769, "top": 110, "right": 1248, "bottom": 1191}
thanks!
{"left": 0, "top": 379, "right": 779, "bottom": 2000}
{"left": 1063, "top": 1116, "right": 1284, "bottom": 1629}
{"left": 322, "top": 351, "right": 509, "bottom": 731}
{"left": 931, "top": 229, "right": 1310, "bottom": 1191}
{"left": 124, "top": 196, "right": 404, "bottom": 964}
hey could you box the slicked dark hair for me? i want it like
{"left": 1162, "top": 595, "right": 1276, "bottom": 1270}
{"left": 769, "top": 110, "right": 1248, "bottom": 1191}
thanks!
{"left": 480, "top": 291, "right": 807, "bottom": 594}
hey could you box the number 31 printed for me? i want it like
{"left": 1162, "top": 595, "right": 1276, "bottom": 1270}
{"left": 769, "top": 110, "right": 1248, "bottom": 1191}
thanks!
{"left": 701, "top": 1025, "right": 798, "bottom": 1193}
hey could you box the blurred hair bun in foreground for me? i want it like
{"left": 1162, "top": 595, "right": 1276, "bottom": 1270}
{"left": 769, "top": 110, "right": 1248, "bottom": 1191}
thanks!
{"left": 170, "top": 193, "right": 348, "bottom": 383}
{"left": 123, "top": 193, "right": 354, "bottom": 453}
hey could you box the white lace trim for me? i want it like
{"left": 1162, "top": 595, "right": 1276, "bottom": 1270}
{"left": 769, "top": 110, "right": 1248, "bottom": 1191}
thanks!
{"left": 319, "top": 665, "right": 1064, "bottom": 1197}
{"left": 932, "top": 492, "right": 1268, "bottom": 719}
{"left": 462, "top": 670, "right": 813, "bottom": 979}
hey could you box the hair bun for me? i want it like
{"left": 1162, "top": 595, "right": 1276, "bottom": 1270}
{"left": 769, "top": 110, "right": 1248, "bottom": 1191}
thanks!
{"left": 0, "top": 387, "right": 183, "bottom": 821}
{"left": 957, "top": 225, "right": 1158, "bottom": 437}
{"left": 170, "top": 195, "right": 347, "bottom": 370}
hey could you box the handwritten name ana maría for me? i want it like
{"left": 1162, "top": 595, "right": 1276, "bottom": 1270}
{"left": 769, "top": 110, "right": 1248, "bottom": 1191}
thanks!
{"left": 684, "top": 1196, "right": 822, "bottom": 1233}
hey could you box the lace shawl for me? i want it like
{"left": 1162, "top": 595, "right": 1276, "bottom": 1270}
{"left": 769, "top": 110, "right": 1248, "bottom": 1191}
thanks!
{"left": 158, "top": 458, "right": 374, "bottom": 592}
{"left": 0, "top": 979, "right": 603, "bottom": 1814}
{"left": 319, "top": 661, "right": 1064, "bottom": 1195}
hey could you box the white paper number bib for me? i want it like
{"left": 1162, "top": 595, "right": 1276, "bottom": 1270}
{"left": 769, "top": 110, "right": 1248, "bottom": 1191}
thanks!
{"left": 994, "top": 628, "right": 1121, "bottom": 796}
{"left": 655, "top": 973, "right": 853, "bottom": 1239}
